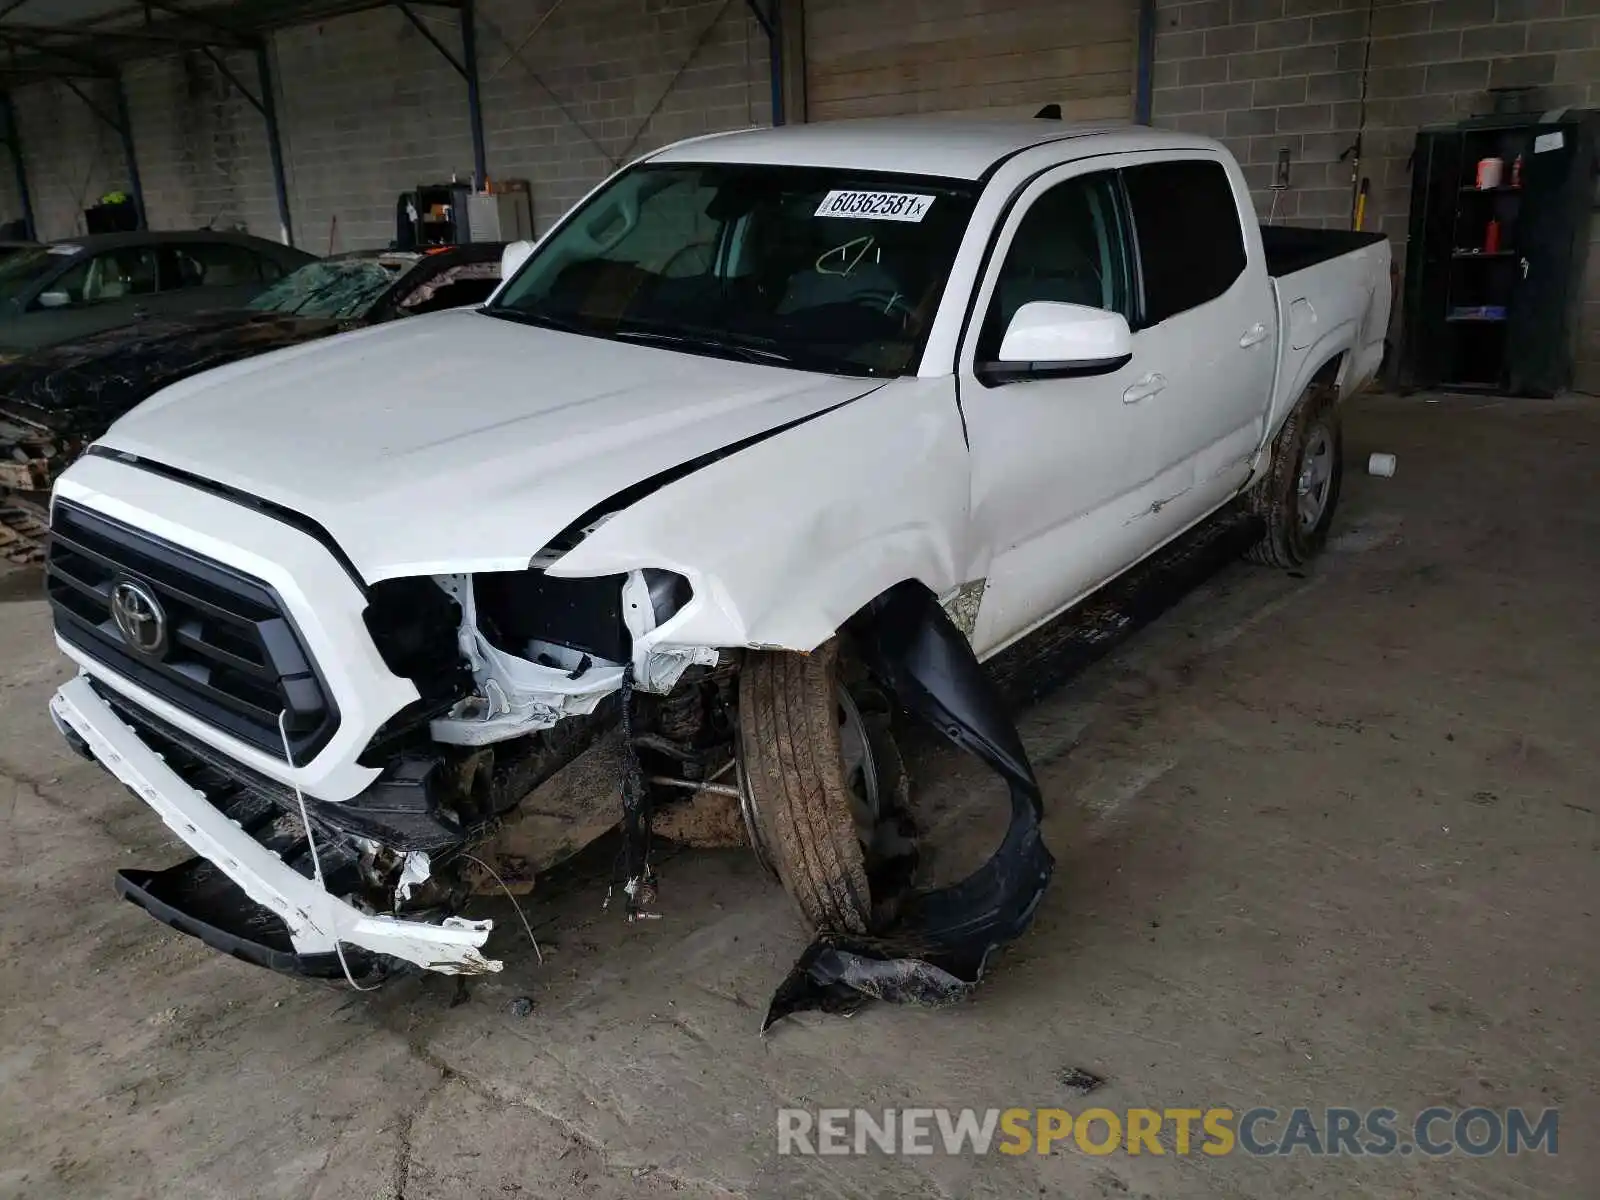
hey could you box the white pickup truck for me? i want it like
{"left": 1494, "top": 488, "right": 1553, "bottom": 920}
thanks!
{"left": 45, "top": 118, "right": 1389, "bottom": 1012}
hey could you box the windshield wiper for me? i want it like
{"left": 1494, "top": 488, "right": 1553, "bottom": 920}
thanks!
{"left": 483, "top": 310, "right": 886, "bottom": 376}
{"left": 481, "top": 307, "right": 597, "bottom": 337}
{"left": 611, "top": 328, "right": 793, "bottom": 367}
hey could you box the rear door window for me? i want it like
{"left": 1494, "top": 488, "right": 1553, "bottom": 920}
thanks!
{"left": 165, "top": 242, "right": 269, "bottom": 290}
{"left": 1122, "top": 159, "right": 1246, "bottom": 327}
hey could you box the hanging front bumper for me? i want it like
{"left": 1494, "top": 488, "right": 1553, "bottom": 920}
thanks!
{"left": 51, "top": 673, "right": 501, "bottom": 977}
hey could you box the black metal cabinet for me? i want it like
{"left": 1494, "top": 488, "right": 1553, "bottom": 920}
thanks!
{"left": 1401, "top": 112, "right": 1595, "bottom": 397}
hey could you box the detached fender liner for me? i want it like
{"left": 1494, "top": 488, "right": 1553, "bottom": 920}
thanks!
{"left": 763, "top": 581, "right": 1054, "bottom": 1030}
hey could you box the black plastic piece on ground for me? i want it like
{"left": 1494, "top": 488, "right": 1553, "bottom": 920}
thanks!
{"left": 115, "top": 860, "right": 377, "bottom": 981}
{"left": 50, "top": 711, "right": 95, "bottom": 762}
{"left": 763, "top": 581, "right": 1055, "bottom": 1031}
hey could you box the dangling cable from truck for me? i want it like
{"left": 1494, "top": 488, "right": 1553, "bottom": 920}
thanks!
{"left": 459, "top": 852, "right": 544, "bottom": 965}
{"left": 607, "top": 664, "right": 658, "bottom": 921}
{"left": 278, "top": 710, "right": 382, "bottom": 992}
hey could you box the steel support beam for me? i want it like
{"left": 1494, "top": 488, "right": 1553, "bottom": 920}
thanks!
{"left": 140, "top": 0, "right": 269, "bottom": 54}
{"left": 58, "top": 75, "right": 117, "bottom": 125}
{"left": 61, "top": 74, "right": 144, "bottom": 225}
{"left": 460, "top": 0, "right": 486, "bottom": 187}
{"left": 199, "top": 44, "right": 263, "bottom": 113}
{"left": 1134, "top": 0, "right": 1156, "bottom": 124}
{"left": 396, "top": 1, "right": 462, "bottom": 73}
{"left": 741, "top": 0, "right": 771, "bottom": 37}
{"left": 778, "top": 0, "right": 804, "bottom": 124}
{"left": 0, "top": 29, "right": 110, "bottom": 76}
{"left": 63, "top": 76, "right": 145, "bottom": 227}
{"left": 743, "top": 0, "right": 782, "bottom": 125}
{"left": 766, "top": 0, "right": 781, "bottom": 126}
{"left": 112, "top": 74, "right": 145, "bottom": 227}
{"left": 2, "top": 20, "right": 250, "bottom": 49}
{"left": 394, "top": 0, "right": 485, "bottom": 187}
{"left": 196, "top": 42, "right": 295, "bottom": 245}
{"left": 255, "top": 43, "right": 293, "bottom": 245}
{"left": 0, "top": 91, "right": 34, "bottom": 240}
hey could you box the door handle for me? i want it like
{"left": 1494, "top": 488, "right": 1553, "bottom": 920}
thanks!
{"left": 1239, "top": 322, "right": 1268, "bottom": 347}
{"left": 1122, "top": 372, "right": 1167, "bottom": 404}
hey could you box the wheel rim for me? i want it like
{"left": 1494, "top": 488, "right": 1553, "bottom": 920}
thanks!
{"left": 733, "top": 734, "right": 774, "bottom": 875}
{"left": 835, "top": 686, "right": 882, "bottom": 852}
{"left": 1296, "top": 423, "right": 1334, "bottom": 531}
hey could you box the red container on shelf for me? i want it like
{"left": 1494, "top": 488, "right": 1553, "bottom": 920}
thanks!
{"left": 1484, "top": 218, "right": 1502, "bottom": 254}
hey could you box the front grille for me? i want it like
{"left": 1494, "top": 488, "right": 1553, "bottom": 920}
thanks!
{"left": 47, "top": 500, "right": 338, "bottom": 764}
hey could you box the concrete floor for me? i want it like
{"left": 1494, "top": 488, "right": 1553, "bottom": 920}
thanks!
{"left": 0, "top": 392, "right": 1594, "bottom": 1199}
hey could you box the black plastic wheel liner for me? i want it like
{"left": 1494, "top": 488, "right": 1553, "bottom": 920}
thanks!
{"left": 762, "top": 581, "right": 1054, "bottom": 1031}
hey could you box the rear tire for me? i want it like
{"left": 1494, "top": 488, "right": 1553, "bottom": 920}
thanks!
{"left": 738, "top": 640, "right": 905, "bottom": 934}
{"left": 1247, "top": 383, "right": 1343, "bottom": 568}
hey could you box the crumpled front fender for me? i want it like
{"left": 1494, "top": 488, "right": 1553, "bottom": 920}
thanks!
{"left": 547, "top": 377, "right": 973, "bottom": 653}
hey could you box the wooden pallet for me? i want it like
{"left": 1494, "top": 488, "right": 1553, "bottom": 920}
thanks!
{"left": 0, "top": 496, "right": 48, "bottom": 566}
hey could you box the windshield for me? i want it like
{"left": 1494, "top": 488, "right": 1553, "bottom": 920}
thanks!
{"left": 0, "top": 246, "right": 75, "bottom": 306}
{"left": 248, "top": 259, "right": 405, "bottom": 319}
{"left": 488, "top": 164, "right": 979, "bottom": 375}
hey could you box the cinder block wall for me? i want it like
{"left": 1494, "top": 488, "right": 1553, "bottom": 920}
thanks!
{"left": 473, "top": 0, "right": 771, "bottom": 233}
{"left": 125, "top": 49, "right": 284, "bottom": 240}
{"left": 1151, "top": 0, "right": 1600, "bottom": 390}
{"left": 2, "top": 0, "right": 769, "bottom": 249}
{"left": 7, "top": 81, "right": 127, "bottom": 241}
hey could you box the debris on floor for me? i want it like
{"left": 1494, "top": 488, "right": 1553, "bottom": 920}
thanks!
{"left": 1056, "top": 1067, "right": 1105, "bottom": 1097}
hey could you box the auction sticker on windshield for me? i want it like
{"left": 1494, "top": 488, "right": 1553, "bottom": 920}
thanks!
{"left": 815, "top": 191, "right": 935, "bottom": 222}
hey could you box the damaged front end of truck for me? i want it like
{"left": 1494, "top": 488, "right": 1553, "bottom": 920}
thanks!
{"left": 42, "top": 288, "right": 1057, "bottom": 1021}
{"left": 47, "top": 465, "right": 1053, "bottom": 1020}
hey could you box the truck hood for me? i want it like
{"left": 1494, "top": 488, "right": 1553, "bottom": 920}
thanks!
{"left": 95, "top": 308, "right": 884, "bottom": 582}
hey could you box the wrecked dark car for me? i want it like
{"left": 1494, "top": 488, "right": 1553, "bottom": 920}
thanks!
{"left": 1, "top": 243, "right": 505, "bottom": 564}
{"left": 44, "top": 121, "right": 1388, "bottom": 1025}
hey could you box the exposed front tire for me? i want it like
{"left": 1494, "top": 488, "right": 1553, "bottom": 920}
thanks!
{"left": 738, "top": 640, "right": 907, "bottom": 934}
{"left": 1247, "top": 383, "right": 1343, "bottom": 568}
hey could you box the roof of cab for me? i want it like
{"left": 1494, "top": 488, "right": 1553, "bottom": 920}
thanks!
{"left": 646, "top": 117, "right": 1213, "bottom": 180}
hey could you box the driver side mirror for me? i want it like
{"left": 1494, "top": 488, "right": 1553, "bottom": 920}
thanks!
{"left": 500, "top": 240, "right": 535, "bottom": 281}
{"left": 977, "top": 301, "right": 1132, "bottom": 385}
{"left": 36, "top": 290, "right": 71, "bottom": 310}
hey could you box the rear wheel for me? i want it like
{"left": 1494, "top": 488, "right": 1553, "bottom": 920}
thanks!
{"left": 1247, "top": 383, "right": 1343, "bottom": 568}
{"left": 738, "top": 640, "right": 906, "bottom": 934}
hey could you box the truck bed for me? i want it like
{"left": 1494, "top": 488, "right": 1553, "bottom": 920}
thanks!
{"left": 1260, "top": 224, "right": 1387, "bottom": 279}
{"left": 1263, "top": 221, "right": 1391, "bottom": 440}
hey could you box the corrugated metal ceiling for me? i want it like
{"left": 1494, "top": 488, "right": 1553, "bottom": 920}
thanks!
{"left": 0, "top": 0, "right": 418, "bottom": 80}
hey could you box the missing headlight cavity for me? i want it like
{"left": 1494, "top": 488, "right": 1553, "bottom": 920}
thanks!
{"left": 473, "top": 567, "right": 693, "bottom": 668}
{"left": 474, "top": 571, "right": 632, "bottom": 664}
{"left": 363, "top": 577, "right": 471, "bottom": 704}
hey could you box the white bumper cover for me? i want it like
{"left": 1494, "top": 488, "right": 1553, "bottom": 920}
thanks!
{"left": 52, "top": 674, "right": 501, "bottom": 975}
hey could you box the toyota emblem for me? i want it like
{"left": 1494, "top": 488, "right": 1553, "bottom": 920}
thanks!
{"left": 110, "top": 577, "right": 168, "bottom": 659}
